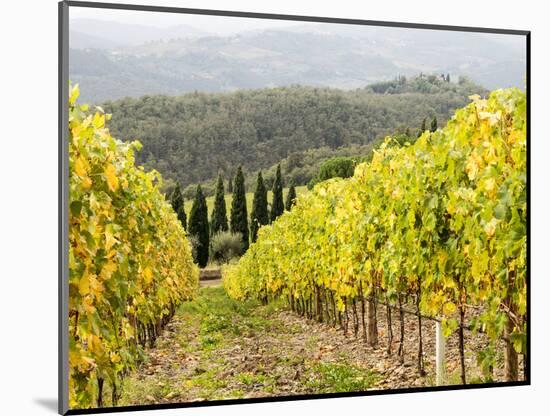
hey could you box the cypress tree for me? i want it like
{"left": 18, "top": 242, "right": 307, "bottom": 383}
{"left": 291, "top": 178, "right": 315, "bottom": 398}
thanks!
{"left": 170, "top": 182, "right": 187, "bottom": 229}
{"left": 285, "top": 182, "right": 297, "bottom": 211}
{"left": 270, "top": 164, "right": 284, "bottom": 222}
{"left": 418, "top": 117, "right": 427, "bottom": 137}
{"left": 250, "top": 171, "right": 269, "bottom": 243}
{"left": 430, "top": 116, "right": 438, "bottom": 132}
{"left": 188, "top": 185, "right": 209, "bottom": 267}
{"left": 230, "top": 166, "right": 249, "bottom": 252}
{"left": 210, "top": 174, "right": 228, "bottom": 235}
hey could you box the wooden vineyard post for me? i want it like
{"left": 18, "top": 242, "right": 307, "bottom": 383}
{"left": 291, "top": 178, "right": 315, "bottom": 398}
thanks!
{"left": 435, "top": 320, "right": 446, "bottom": 386}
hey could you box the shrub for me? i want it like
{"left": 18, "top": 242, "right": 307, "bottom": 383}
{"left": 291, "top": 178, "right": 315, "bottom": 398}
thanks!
{"left": 318, "top": 157, "right": 355, "bottom": 181}
{"left": 210, "top": 232, "right": 243, "bottom": 264}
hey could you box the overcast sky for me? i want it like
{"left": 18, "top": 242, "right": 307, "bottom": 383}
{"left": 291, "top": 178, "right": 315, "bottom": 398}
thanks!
{"left": 69, "top": 6, "right": 309, "bottom": 35}
{"left": 69, "top": 5, "right": 526, "bottom": 49}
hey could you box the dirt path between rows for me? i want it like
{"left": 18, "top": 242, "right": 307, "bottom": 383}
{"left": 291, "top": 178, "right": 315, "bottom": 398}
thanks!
{"left": 199, "top": 278, "right": 222, "bottom": 288}
{"left": 118, "top": 286, "right": 520, "bottom": 406}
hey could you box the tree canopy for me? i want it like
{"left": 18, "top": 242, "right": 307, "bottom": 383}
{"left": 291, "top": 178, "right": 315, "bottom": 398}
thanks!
{"left": 230, "top": 166, "right": 249, "bottom": 252}
{"left": 188, "top": 185, "right": 210, "bottom": 267}
{"left": 103, "top": 78, "right": 485, "bottom": 192}
{"left": 251, "top": 171, "right": 269, "bottom": 242}
{"left": 210, "top": 174, "right": 228, "bottom": 235}
{"left": 270, "top": 165, "right": 284, "bottom": 222}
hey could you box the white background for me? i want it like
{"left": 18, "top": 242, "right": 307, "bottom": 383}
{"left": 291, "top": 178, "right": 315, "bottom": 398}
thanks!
{"left": 0, "top": 0, "right": 546, "bottom": 415}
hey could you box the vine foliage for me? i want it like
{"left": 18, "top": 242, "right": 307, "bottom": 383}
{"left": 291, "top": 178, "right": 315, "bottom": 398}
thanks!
{"left": 68, "top": 85, "right": 199, "bottom": 408}
{"left": 224, "top": 88, "right": 527, "bottom": 381}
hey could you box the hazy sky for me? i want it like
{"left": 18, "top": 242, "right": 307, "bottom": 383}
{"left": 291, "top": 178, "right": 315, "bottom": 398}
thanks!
{"left": 69, "top": 5, "right": 525, "bottom": 50}
{"left": 69, "top": 6, "right": 309, "bottom": 35}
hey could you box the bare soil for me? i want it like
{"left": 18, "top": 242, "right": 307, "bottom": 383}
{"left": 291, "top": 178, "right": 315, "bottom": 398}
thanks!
{"left": 118, "top": 286, "right": 522, "bottom": 406}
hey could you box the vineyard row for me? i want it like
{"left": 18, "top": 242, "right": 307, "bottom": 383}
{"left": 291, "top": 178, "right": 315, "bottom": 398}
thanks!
{"left": 224, "top": 88, "right": 527, "bottom": 385}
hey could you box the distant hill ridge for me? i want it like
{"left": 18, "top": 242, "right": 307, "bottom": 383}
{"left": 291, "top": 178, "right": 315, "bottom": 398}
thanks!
{"left": 69, "top": 21, "right": 525, "bottom": 102}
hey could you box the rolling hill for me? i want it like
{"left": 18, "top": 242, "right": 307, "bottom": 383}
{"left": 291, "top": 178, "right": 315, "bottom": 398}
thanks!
{"left": 69, "top": 22, "right": 526, "bottom": 102}
{"left": 102, "top": 77, "right": 486, "bottom": 191}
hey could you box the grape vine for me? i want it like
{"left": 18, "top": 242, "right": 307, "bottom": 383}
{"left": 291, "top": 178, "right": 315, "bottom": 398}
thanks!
{"left": 68, "top": 84, "right": 199, "bottom": 408}
{"left": 224, "top": 88, "right": 527, "bottom": 382}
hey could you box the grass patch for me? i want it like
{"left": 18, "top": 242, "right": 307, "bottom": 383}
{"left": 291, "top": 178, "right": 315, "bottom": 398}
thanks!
{"left": 305, "top": 335, "right": 321, "bottom": 349}
{"left": 306, "top": 362, "right": 380, "bottom": 393}
{"left": 179, "top": 286, "right": 265, "bottom": 347}
{"left": 119, "top": 375, "right": 174, "bottom": 405}
{"left": 236, "top": 371, "right": 267, "bottom": 387}
{"left": 180, "top": 287, "right": 258, "bottom": 321}
{"left": 445, "top": 368, "right": 487, "bottom": 386}
{"left": 187, "top": 367, "right": 228, "bottom": 397}
{"left": 200, "top": 333, "right": 223, "bottom": 350}
{"left": 226, "top": 389, "right": 245, "bottom": 399}
{"left": 182, "top": 286, "right": 288, "bottom": 339}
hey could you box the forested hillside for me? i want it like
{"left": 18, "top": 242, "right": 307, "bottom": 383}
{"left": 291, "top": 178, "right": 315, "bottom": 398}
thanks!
{"left": 103, "top": 76, "right": 485, "bottom": 192}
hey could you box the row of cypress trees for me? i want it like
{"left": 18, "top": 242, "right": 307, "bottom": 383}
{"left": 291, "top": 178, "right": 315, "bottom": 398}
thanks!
{"left": 418, "top": 116, "right": 438, "bottom": 137}
{"left": 170, "top": 164, "right": 297, "bottom": 267}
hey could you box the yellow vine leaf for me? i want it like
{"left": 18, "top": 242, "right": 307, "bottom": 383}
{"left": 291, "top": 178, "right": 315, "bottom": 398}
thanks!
{"left": 69, "top": 84, "right": 80, "bottom": 106}
{"left": 92, "top": 112, "right": 105, "bottom": 129}
{"left": 465, "top": 152, "right": 480, "bottom": 180}
{"left": 143, "top": 267, "right": 154, "bottom": 284}
{"left": 484, "top": 218, "right": 498, "bottom": 238}
{"left": 104, "top": 228, "right": 117, "bottom": 251}
{"left": 80, "top": 176, "right": 92, "bottom": 191}
{"left": 78, "top": 274, "right": 90, "bottom": 296}
{"left": 442, "top": 302, "right": 457, "bottom": 316}
{"left": 74, "top": 156, "right": 87, "bottom": 178}
{"left": 104, "top": 164, "right": 119, "bottom": 192}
